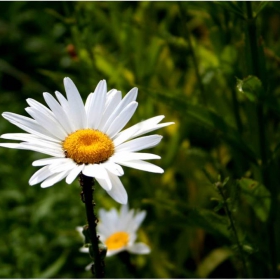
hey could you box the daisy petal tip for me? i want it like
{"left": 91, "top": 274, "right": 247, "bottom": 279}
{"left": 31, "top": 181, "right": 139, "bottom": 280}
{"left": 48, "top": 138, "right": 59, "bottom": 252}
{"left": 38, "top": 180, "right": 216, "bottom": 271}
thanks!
{"left": 65, "top": 178, "right": 72, "bottom": 185}
{"left": 63, "top": 77, "right": 73, "bottom": 87}
{"left": 115, "top": 192, "right": 128, "bottom": 205}
{"left": 28, "top": 180, "right": 35, "bottom": 186}
{"left": 41, "top": 182, "right": 52, "bottom": 188}
{"left": 120, "top": 198, "right": 128, "bottom": 205}
{"left": 29, "top": 177, "right": 39, "bottom": 186}
{"left": 42, "top": 92, "right": 51, "bottom": 99}
{"left": 153, "top": 166, "right": 164, "bottom": 174}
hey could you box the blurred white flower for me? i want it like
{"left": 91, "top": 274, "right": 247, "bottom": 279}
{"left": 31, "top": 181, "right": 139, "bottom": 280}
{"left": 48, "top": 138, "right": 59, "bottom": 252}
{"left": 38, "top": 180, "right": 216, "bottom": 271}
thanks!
{"left": 77, "top": 204, "right": 150, "bottom": 267}
{"left": 0, "top": 77, "right": 173, "bottom": 204}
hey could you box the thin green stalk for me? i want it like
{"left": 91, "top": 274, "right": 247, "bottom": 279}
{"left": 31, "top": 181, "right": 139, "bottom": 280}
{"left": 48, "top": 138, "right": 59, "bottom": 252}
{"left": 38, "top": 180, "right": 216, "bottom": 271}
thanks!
{"left": 245, "top": 2, "right": 277, "bottom": 277}
{"left": 79, "top": 174, "right": 105, "bottom": 278}
{"left": 178, "top": 2, "right": 206, "bottom": 105}
{"left": 231, "top": 86, "right": 243, "bottom": 134}
{"left": 118, "top": 251, "right": 139, "bottom": 278}
{"left": 216, "top": 184, "right": 249, "bottom": 278}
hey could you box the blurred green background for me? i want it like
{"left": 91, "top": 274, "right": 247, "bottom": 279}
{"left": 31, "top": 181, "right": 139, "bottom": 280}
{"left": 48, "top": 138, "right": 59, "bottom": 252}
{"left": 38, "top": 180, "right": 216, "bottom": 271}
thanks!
{"left": 0, "top": 1, "right": 280, "bottom": 278}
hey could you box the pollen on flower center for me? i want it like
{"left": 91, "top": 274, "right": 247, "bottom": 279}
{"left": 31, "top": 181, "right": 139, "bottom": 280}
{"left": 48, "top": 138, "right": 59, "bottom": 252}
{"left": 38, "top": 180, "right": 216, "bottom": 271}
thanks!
{"left": 105, "top": 232, "right": 129, "bottom": 250}
{"left": 63, "top": 129, "right": 114, "bottom": 164}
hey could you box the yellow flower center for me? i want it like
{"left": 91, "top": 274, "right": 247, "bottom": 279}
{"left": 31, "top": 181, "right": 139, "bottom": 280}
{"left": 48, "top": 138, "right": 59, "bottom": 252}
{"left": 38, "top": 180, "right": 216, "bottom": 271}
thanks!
{"left": 63, "top": 129, "right": 114, "bottom": 164}
{"left": 105, "top": 232, "right": 129, "bottom": 250}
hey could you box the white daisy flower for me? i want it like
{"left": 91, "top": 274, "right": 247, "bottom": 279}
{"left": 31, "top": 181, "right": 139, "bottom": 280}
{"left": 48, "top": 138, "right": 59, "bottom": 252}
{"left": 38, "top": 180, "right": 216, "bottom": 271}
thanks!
{"left": 0, "top": 77, "right": 173, "bottom": 204}
{"left": 77, "top": 204, "right": 150, "bottom": 261}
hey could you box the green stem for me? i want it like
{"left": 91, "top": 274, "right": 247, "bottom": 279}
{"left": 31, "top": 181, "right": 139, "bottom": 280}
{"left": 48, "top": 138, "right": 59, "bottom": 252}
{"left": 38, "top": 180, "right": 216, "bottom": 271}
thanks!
{"left": 231, "top": 87, "right": 243, "bottom": 134}
{"left": 245, "top": 3, "right": 277, "bottom": 277}
{"left": 79, "top": 174, "right": 104, "bottom": 278}
{"left": 178, "top": 2, "right": 206, "bottom": 105}
{"left": 217, "top": 184, "right": 249, "bottom": 278}
{"left": 118, "top": 251, "right": 139, "bottom": 278}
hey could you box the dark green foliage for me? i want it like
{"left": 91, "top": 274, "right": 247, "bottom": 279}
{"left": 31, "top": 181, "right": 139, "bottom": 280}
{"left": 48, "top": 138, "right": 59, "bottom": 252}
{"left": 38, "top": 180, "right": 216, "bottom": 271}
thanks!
{"left": 0, "top": 1, "right": 280, "bottom": 278}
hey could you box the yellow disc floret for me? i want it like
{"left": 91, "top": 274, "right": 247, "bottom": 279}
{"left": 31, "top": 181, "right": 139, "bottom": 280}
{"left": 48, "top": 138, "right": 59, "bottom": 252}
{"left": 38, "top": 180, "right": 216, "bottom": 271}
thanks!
{"left": 105, "top": 232, "right": 129, "bottom": 250}
{"left": 63, "top": 129, "right": 114, "bottom": 164}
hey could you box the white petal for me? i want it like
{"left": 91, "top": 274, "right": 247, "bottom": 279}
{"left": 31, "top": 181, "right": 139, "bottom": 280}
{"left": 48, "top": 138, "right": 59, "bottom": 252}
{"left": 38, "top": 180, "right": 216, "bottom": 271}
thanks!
{"left": 131, "top": 122, "right": 174, "bottom": 139}
{"left": 19, "top": 140, "right": 62, "bottom": 150}
{"left": 76, "top": 226, "right": 84, "bottom": 239}
{"left": 43, "top": 92, "right": 72, "bottom": 134}
{"left": 41, "top": 170, "right": 69, "bottom": 188}
{"left": 1, "top": 133, "right": 52, "bottom": 143}
{"left": 25, "top": 107, "right": 67, "bottom": 140}
{"left": 0, "top": 139, "right": 61, "bottom": 150}
{"left": 0, "top": 142, "right": 64, "bottom": 157}
{"left": 111, "top": 152, "right": 160, "bottom": 161}
{"left": 48, "top": 160, "right": 76, "bottom": 173}
{"left": 80, "top": 247, "right": 89, "bottom": 253}
{"left": 106, "top": 247, "right": 125, "bottom": 257}
{"left": 32, "top": 157, "right": 66, "bottom": 166}
{"left": 54, "top": 91, "right": 77, "bottom": 133}
{"left": 66, "top": 164, "right": 84, "bottom": 184}
{"left": 102, "top": 87, "right": 138, "bottom": 132}
{"left": 113, "top": 115, "right": 173, "bottom": 144}
{"left": 26, "top": 98, "right": 54, "bottom": 117}
{"left": 85, "top": 262, "right": 94, "bottom": 271}
{"left": 82, "top": 164, "right": 112, "bottom": 191}
{"left": 64, "top": 77, "right": 87, "bottom": 129}
{"left": 96, "top": 225, "right": 111, "bottom": 239}
{"left": 122, "top": 87, "right": 138, "bottom": 106}
{"left": 55, "top": 90, "right": 68, "bottom": 105}
{"left": 94, "top": 165, "right": 112, "bottom": 191}
{"left": 112, "top": 121, "right": 140, "bottom": 146}
{"left": 120, "top": 204, "right": 129, "bottom": 216}
{"left": 128, "top": 232, "right": 137, "bottom": 245}
{"left": 114, "top": 116, "right": 164, "bottom": 141}
{"left": 127, "top": 243, "right": 151, "bottom": 254}
{"left": 106, "top": 102, "right": 138, "bottom": 138}
{"left": 97, "top": 90, "right": 122, "bottom": 131}
{"left": 103, "top": 161, "right": 124, "bottom": 176}
{"left": 85, "top": 80, "right": 107, "bottom": 129}
{"left": 106, "top": 172, "right": 128, "bottom": 204}
{"left": 116, "top": 135, "right": 162, "bottom": 153}
{"left": 2, "top": 112, "right": 60, "bottom": 142}
{"left": 105, "top": 89, "right": 121, "bottom": 107}
{"left": 132, "top": 211, "right": 146, "bottom": 232}
{"left": 98, "top": 209, "right": 119, "bottom": 236}
{"left": 29, "top": 166, "right": 54, "bottom": 185}
{"left": 0, "top": 143, "right": 24, "bottom": 149}
{"left": 118, "top": 209, "right": 134, "bottom": 231}
{"left": 82, "top": 164, "right": 99, "bottom": 178}
{"left": 116, "top": 160, "right": 164, "bottom": 173}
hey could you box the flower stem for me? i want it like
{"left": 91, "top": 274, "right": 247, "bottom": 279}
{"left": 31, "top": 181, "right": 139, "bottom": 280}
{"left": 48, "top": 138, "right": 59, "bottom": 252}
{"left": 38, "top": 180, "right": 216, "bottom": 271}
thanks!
{"left": 216, "top": 183, "right": 249, "bottom": 278}
{"left": 178, "top": 2, "right": 206, "bottom": 105}
{"left": 79, "top": 174, "right": 105, "bottom": 278}
{"left": 244, "top": 3, "right": 277, "bottom": 277}
{"left": 118, "top": 251, "right": 139, "bottom": 278}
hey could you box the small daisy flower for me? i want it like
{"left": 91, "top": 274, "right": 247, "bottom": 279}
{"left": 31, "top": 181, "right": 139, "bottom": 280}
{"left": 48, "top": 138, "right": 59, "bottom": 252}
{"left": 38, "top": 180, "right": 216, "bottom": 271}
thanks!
{"left": 77, "top": 204, "right": 150, "bottom": 260}
{"left": 0, "top": 78, "right": 173, "bottom": 204}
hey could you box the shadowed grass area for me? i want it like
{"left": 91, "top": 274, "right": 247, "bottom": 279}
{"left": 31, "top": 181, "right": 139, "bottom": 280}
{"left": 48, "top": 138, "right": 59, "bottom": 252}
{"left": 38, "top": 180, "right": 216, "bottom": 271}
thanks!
{"left": 0, "top": 1, "right": 280, "bottom": 278}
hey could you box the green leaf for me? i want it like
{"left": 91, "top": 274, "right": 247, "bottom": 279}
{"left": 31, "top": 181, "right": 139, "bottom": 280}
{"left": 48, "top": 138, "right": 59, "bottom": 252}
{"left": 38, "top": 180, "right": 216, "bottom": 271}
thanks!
{"left": 37, "top": 250, "right": 69, "bottom": 278}
{"left": 143, "top": 198, "right": 231, "bottom": 241}
{"left": 254, "top": 2, "right": 269, "bottom": 17}
{"left": 144, "top": 87, "right": 258, "bottom": 165}
{"left": 196, "top": 247, "right": 233, "bottom": 278}
{"left": 238, "top": 178, "right": 271, "bottom": 222}
{"left": 215, "top": 2, "right": 245, "bottom": 19}
{"left": 236, "top": 75, "right": 264, "bottom": 102}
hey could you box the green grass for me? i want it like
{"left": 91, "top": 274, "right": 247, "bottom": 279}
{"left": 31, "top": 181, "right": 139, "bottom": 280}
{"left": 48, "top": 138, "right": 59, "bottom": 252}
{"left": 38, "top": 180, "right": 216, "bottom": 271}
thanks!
{"left": 0, "top": 1, "right": 280, "bottom": 278}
